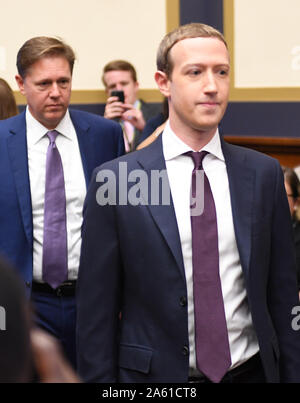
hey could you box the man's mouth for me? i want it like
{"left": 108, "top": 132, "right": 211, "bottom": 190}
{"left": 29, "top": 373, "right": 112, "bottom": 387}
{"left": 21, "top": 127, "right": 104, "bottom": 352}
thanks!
{"left": 198, "top": 101, "right": 219, "bottom": 107}
{"left": 46, "top": 104, "right": 63, "bottom": 109}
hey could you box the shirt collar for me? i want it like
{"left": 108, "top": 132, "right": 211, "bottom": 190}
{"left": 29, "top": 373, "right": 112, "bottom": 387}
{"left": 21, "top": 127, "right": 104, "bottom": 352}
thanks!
{"left": 134, "top": 99, "right": 141, "bottom": 110}
{"left": 26, "top": 107, "right": 74, "bottom": 146}
{"left": 163, "top": 120, "right": 224, "bottom": 162}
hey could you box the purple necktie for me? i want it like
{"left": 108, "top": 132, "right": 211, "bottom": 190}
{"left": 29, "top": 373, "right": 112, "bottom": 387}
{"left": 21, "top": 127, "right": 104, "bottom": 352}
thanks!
{"left": 42, "top": 130, "right": 68, "bottom": 289}
{"left": 186, "top": 151, "right": 231, "bottom": 383}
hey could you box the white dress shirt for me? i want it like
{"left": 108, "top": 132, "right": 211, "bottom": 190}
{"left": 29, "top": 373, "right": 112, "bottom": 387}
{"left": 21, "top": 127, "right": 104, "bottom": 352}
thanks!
{"left": 162, "top": 121, "right": 259, "bottom": 370}
{"left": 26, "top": 108, "right": 87, "bottom": 282}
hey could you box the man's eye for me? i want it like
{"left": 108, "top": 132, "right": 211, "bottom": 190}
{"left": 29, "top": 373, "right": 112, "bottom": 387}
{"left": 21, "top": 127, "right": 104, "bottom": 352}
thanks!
{"left": 37, "top": 82, "right": 49, "bottom": 89}
{"left": 189, "top": 70, "right": 201, "bottom": 76}
{"left": 219, "top": 70, "right": 229, "bottom": 76}
{"left": 59, "top": 79, "right": 69, "bottom": 86}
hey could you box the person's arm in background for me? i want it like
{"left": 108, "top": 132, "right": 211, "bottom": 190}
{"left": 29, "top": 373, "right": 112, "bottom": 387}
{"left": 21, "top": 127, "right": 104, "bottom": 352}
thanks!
{"left": 31, "top": 328, "right": 80, "bottom": 383}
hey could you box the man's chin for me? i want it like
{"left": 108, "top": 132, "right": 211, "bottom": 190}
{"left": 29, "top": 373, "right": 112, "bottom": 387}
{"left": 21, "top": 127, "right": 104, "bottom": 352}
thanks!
{"left": 41, "top": 112, "right": 67, "bottom": 130}
{"left": 191, "top": 121, "right": 219, "bottom": 133}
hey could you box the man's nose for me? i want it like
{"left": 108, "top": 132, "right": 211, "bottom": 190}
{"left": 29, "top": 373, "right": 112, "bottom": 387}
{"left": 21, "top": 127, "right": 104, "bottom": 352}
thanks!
{"left": 203, "top": 71, "right": 218, "bottom": 93}
{"left": 115, "top": 84, "right": 124, "bottom": 91}
{"left": 49, "top": 82, "right": 60, "bottom": 97}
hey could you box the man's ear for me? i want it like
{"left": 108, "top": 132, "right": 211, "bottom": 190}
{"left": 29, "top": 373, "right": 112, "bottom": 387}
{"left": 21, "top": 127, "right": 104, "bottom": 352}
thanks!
{"left": 15, "top": 75, "right": 26, "bottom": 95}
{"left": 133, "top": 80, "right": 139, "bottom": 98}
{"left": 154, "top": 71, "right": 170, "bottom": 97}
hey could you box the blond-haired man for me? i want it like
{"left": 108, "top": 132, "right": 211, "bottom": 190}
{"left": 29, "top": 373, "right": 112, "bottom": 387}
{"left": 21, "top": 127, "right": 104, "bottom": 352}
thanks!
{"left": 0, "top": 36, "right": 124, "bottom": 369}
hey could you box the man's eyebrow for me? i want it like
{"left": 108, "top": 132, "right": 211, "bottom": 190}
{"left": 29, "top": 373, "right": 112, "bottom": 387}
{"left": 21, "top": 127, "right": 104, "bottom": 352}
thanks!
{"left": 215, "top": 63, "right": 230, "bottom": 68}
{"left": 35, "top": 78, "right": 52, "bottom": 84}
{"left": 35, "top": 76, "right": 71, "bottom": 83}
{"left": 183, "top": 62, "right": 230, "bottom": 68}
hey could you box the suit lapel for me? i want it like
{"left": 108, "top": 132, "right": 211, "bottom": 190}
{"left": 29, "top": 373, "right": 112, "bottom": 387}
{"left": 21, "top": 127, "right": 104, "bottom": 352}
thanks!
{"left": 132, "top": 134, "right": 255, "bottom": 279}
{"left": 136, "top": 136, "right": 185, "bottom": 279}
{"left": 221, "top": 138, "right": 255, "bottom": 277}
{"left": 5, "top": 110, "right": 93, "bottom": 248}
{"left": 69, "top": 109, "right": 91, "bottom": 188}
{"left": 6, "top": 112, "right": 33, "bottom": 246}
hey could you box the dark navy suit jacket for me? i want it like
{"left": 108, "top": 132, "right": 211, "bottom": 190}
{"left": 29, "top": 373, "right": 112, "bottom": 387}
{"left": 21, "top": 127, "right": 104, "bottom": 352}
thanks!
{"left": 77, "top": 134, "right": 300, "bottom": 383}
{"left": 0, "top": 109, "right": 124, "bottom": 295}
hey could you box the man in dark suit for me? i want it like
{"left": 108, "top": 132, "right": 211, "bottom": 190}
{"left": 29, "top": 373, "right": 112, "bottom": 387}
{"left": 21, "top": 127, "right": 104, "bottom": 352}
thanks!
{"left": 0, "top": 36, "right": 124, "bottom": 369}
{"left": 102, "top": 60, "right": 161, "bottom": 151}
{"left": 77, "top": 23, "right": 300, "bottom": 382}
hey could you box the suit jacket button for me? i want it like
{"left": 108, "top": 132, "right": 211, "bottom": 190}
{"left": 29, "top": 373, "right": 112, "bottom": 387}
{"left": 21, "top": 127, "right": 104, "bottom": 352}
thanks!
{"left": 25, "top": 282, "right": 31, "bottom": 288}
{"left": 182, "top": 346, "right": 189, "bottom": 356}
{"left": 180, "top": 296, "right": 187, "bottom": 307}
{"left": 56, "top": 288, "right": 62, "bottom": 297}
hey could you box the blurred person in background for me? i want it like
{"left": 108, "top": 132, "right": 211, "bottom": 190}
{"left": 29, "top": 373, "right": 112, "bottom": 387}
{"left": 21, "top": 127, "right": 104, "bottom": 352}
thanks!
{"left": 282, "top": 166, "right": 300, "bottom": 295}
{"left": 0, "top": 78, "right": 19, "bottom": 119}
{"left": 0, "top": 256, "right": 32, "bottom": 382}
{"left": 0, "top": 255, "right": 80, "bottom": 383}
{"left": 102, "top": 59, "right": 161, "bottom": 152}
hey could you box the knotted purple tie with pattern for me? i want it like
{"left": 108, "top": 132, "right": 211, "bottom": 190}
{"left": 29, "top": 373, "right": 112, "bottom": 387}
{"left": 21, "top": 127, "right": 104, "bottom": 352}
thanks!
{"left": 186, "top": 150, "right": 231, "bottom": 383}
{"left": 42, "top": 130, "right": 68, "bottom": 289}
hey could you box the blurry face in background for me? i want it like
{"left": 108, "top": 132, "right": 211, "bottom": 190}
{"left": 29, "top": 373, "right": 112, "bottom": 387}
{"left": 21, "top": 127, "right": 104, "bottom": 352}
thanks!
{"left": 103, "top": 70, "right": 139, "bottom": 105}
{"left": 285, "top": 181, "right": 299, "bottom": 216}
{"left": 15, "top": 56, "right": 72, "bottom": 129}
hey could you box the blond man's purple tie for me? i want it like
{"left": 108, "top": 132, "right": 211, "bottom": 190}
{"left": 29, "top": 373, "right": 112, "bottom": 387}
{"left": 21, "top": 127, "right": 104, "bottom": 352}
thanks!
{"left": 42, "top": 130, "right": 68, "bottom": 289}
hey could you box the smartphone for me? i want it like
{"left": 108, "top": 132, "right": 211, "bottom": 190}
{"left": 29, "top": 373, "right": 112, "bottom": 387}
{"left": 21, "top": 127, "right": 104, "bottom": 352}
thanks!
{"left": 110, "top": 90, "right": 125, "bottom": 103}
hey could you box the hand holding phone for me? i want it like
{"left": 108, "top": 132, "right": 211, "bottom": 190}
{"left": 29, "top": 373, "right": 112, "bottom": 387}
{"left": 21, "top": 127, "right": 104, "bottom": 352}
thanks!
{"left": 104, "top": 90, "right": 126, "bottom": 119}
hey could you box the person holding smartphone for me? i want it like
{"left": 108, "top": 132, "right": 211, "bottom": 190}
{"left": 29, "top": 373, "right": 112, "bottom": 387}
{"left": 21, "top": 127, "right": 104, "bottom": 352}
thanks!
{"left": 102, "top": 60, "right": 161, "bottom": 152}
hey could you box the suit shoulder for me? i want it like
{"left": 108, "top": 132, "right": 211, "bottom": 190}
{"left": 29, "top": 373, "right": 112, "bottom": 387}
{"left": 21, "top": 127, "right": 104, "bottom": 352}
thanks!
{"left": 0, "top": 113, "right": 22, "bottom": 126}
{"left": 96, "top": 148, "right": 139, "bottom": 170}
{"left": 69, "top": 108, "right": 121, "bottom": 131}
{"left": 0, "top": 113, "right": 24, "bottom": 137}
{"left": 94, "top": 144, "right": 156, "bottom": 181}
{"left": 224, "top": 140, "right": 280, "bottom": 168}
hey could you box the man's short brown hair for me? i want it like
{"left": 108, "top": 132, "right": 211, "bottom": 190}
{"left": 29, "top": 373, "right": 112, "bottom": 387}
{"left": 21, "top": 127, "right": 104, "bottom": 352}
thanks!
{"left": 16, "top": 36, "right": 76, "bottom": 78}
{"left": 0, "top": 78, "right": 18, "bottom": 119}
{"left": 156, "top": 23, "right": 228, "bottom": 78}
{"left": 102, "top": 60, "right": 137, "bottom": 86}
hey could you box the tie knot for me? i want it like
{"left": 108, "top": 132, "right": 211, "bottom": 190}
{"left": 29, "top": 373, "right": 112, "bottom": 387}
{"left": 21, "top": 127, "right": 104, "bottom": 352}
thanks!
{"left": 47, "top": 130, "right": 59, "bottom": 144}
{"left": 185, "top": 150, "right": 208, "bottom": 170}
